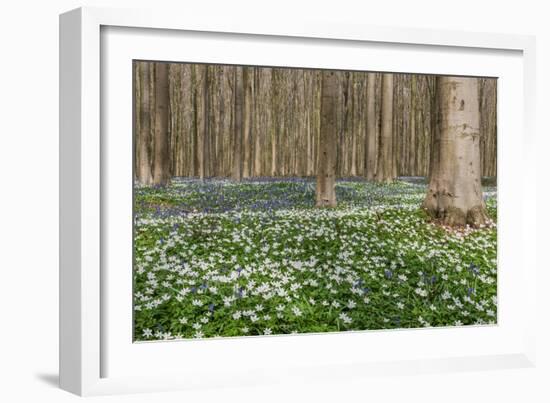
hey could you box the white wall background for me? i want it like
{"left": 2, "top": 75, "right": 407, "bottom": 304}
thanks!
{"left": 0, "top": 1, "right": 547, "bottom": 402}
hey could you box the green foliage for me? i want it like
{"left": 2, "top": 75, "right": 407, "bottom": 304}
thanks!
{"left": 133, "top": 178, "right": 497, "bottom": 340}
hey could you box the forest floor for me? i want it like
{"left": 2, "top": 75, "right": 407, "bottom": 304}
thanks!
{"left": 133, "top": 177, "right": 498, "bottom": 341}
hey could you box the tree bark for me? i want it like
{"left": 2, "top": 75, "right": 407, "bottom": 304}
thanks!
{"left": 152, "top": 62, "right": 171, "bottom": 186}
{"left": 316, "top": 71, "right": 338, "bottom": 207}
{"left": 134, "top": 64, "right": 497, "bottom": 182}
{"left": 200, "top": 66, "right": 210, "bottom": 179}
{"left": 253, "top": 68, "right": 262, "bottom": 177}
{"left": 375, "top": 73, "right": 394, "bottom": 183}
{"left": 479, "top": 78, "right": 497, "bottom": 177}
{"left": 136, "top": 62, "right": 153, "bottom": 185}
{"left": 422, "top": 76, "right": 488, "bottom": 227}
{"left": 350, "top": 75, "right": 358, "bottom": 176}
{"left": 409, "top": 76, "right": 416, "bottom": 175}
{"left": 231, "top": 67, "right": 244, "bottom": 181}
{"left": 191, "top": 67, "right": 200, "bottom": 177}
{"left": 365, "top": 72, "right": 377, "bottom": 180}
{"left": 242, "top": 67, "right": 252, "bottom": 178}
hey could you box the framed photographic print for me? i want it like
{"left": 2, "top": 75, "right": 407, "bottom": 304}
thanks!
{"left": 60, "top": 6, "right": 537, "bottom": 396}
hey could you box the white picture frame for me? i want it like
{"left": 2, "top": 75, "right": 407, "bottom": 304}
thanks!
{"left": 59, "top": 6, "right": 537, "bottom": 396}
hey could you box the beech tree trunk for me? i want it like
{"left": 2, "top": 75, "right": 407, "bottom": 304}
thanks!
{"left": 271, "top": 69, "right": 283, "bottom": 177}
{"left": 136, "top": 62, "right": 153, "bottom": 185}
{"left": 134, "top": 62, "right": 497, "bottom": 182}
{"left": 242, "top": 68, "right": 252, "bottom": 178}
{"left": 408, "top": 76, "right": 416, "bottom": 175}
{"left": 232, "top": 67, "right": 244, "bottom": 181}
{"left": 152, "top": 62, "right": 171, "bottom": 186}
{"left": 200, "top": 66, "right": 209, "bottom": 179}
{"left": 365, "top": 73, "right": 377, "bottom": 180}
{"left": 479, "top": 78, "right": 497, "bottom": 177}
{"left": 422, "top": 76, "right": 488, "bottom": 227}
{"left": 191, "top": 67, "right": 200, "bottom": 177}
{"left": 253, "top": 68, "right": 262, "bottom": 177}
{"left": 375, "top": 73, "right": 394, "bottom": 183}
{"left": 350, "top": 76, "right": 358, "bottom": 176}
{"left": 316, "top": 71, "right": 338, "bottom": 207}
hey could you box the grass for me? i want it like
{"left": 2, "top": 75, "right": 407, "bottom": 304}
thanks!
{"left": 133, "top": 177, "right": 497, "bottom": 341}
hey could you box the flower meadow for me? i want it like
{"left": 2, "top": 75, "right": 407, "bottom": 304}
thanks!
{"left": 133, "top": 177, "right": 497, "bottom": 341}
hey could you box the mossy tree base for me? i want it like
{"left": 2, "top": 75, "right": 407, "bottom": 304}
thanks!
{"left": 422, "top": 203, "right": 489, "bottom": 228}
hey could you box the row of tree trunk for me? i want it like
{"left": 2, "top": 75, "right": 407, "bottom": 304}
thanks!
{"left": 134, "top": 62, "right": 497, "bottom": 185}
{"left": 317, "top": 72, "right": 491, "bottom": 226}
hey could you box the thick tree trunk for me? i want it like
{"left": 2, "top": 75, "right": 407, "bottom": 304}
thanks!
{"left": 365, "top": 73, "right": 377, "bottom": 180}
{"left": 316, "top": 71, "right": 338, "bottom": 208}
{"left": 136, "top": 62, "right": 153, "bottom": 185}
{"left": 422, "top": 76, "right": 488, "bottom": 227}
{"left": 152, "top": 62, "right": 171, "bottom": 186}
{"left": 232, "top": 67, "right": 244, "bottom": 181}
{"left": 375, "top": 73, "right": 394, "bottom": 183}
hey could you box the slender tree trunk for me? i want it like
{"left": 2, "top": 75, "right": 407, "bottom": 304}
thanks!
{"left": 200, "top": 66, "right": 209, "bottom": 179}
{"left": 270, "top": 69, "right": 278, "bottom": 177}
{"left": 242, "top": 68, "right": 252, "bottom": 178}
{"left": 423, "top": 77, "right": 488, "bottom": 227}
{"left": 479, "top": 78, "right": 497, "bottom": 177}
{"left": 253, "top": 68, "right": 262, "bottom": 177}
{"left": 217, "top": 68, "right": 225, "bottom": 177}
{"left": 280, "top": 117, "right": 286, "bottom": 176}
{"left": 365, "top": 72, "right": 377, "bottom": 180}
{"left": 152, "top": 62, "right": 171, "bottom": 186}
{"left": 316, "top": 71, "right": 338, "bottom": 207}
{"left": 391, "top": 76, "right": 399, "bottom": 179}
{"left": 136, "top": 62, "right": 153, "bottom": 185}
{"left": 191, "top": 67, "right": 200, "bottom": 177}
{"left": 306, "top": 113, "right": 312, "bottom": 176}
{"left": 350, "top": 76, "right": 358, "bottom": 176}
{"left": 375, "top": 73, "right": 394, "bottom": 183}
{"left": 427, "top": 76, "right": 438, "bottom": 183}
{"left": 409, "top": 76, "right": 416, "bottom": 175}
{"left": 339, "top": 73, "right": 350, "bottom": 177}
{"left": 194, "top": 65, "right": 206, "bottom": 179}
{"left": 232, "top": 67, "right": 244, "bottom": 181}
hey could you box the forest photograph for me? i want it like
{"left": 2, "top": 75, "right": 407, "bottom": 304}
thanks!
{"left": 132, "top": 61, "right": 497, "bottom": 341}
